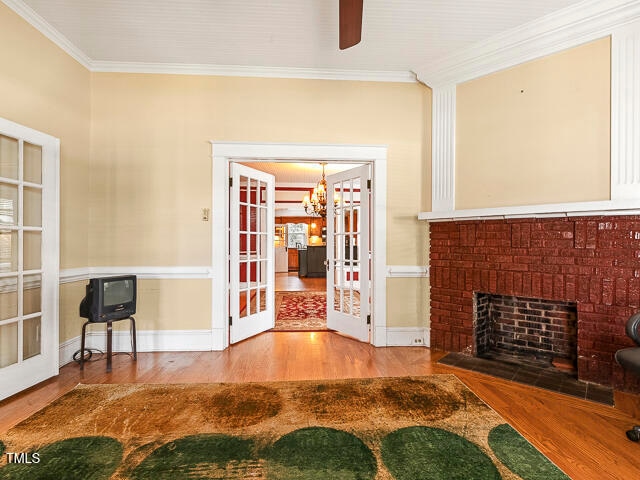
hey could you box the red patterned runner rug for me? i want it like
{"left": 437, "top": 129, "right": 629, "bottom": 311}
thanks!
{"left": 273, "top": 292, "right": 329, "bottom": 331}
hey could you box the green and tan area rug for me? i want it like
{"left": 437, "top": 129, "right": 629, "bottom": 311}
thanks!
{"left": 0, "top": 375, "right": 569, "bottom": 479}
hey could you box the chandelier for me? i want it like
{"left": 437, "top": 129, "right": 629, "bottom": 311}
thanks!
{"left": 302, "top": 163, "right": 339, "bottom": 218}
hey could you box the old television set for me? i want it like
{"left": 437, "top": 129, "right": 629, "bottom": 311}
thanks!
{"left": 79, "top": 275, "right": 137, "bottom": 323}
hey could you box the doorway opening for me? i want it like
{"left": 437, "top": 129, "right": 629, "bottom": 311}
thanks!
{"left": 211, "top": 142, "right": 388, "bottom": 351}
{"left": 244, "top": 161, "right": 364, "bottom": 334}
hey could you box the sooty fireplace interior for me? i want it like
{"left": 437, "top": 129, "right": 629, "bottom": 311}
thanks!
{"left": 474, "top": 293, "right": 577, "bottom": 372}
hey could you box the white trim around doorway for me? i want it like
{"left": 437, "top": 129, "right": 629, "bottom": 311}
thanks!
{"left": 210, "top": 142, "right": 388, "bottom": 350}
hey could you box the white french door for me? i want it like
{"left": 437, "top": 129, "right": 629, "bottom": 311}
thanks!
{"left": 326, "top": 165, "right": 370, "bottom": 342}
{"left": 229, "top": 163, "right": 275, "bottom": 343}
{"left": 0, "top": 118, "right": 59, "bottom": 400}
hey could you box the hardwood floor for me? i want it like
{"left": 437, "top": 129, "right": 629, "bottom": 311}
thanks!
{"left": 1, "top": 331, "right": 639, "bottom": 478}
{"left": 275, "top": 272, "right": 326, "bottom": 292}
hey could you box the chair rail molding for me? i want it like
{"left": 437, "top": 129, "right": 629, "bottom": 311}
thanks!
{"left": 386, "top": 265, "right": 429, "bottom": 278}
{"left": 60, "top": 266, "right": 212, "bottom": 283}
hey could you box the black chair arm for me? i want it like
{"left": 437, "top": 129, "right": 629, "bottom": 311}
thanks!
{"left": 625, "top": 312, "right": 640, "bottom": 346}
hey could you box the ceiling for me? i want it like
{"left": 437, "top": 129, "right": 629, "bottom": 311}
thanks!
{"left": 17, "top": 0, "right": 585, "bottom": 78}
{"left": 240, "top": 162, "right": 362, "bottom": 184}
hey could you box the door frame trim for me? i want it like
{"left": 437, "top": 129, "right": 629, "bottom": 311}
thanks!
{"left": 210, "top": 142, "right": 388, "bottom": 349}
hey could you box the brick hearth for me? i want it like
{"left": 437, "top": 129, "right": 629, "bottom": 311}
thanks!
{"left": 429, "top": 216, "right": 640, "bottom": 391}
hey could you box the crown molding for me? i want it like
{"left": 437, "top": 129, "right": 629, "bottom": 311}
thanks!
{"left": 415, "top": 0, "right": 640, "bottom": 88}
{"left": 1, "top": 0, "right": 92, "bottom": 69}
{"left": 2, "top": 0, "right": 416, "bottom": 83}
{"left": 90, "top": 61, "right": 417, "bottom": 83}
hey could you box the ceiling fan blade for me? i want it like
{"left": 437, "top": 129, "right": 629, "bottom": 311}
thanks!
{"left": 339, "top": 0, "right": 363, "bottom": 50}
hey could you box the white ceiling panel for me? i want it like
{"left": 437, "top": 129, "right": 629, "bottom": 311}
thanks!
{"left": 17, "top": 0, "right": 586, "bottom": 75}
{"left": 239, "top": 162, "right": 362, "bottom": 184}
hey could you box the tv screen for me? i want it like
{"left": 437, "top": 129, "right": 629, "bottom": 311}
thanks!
{"left": 104, "top": 278, "right": 135, "bottom": 306}
{"left": 80, "top": 275, "right": 137, "bottom": 322}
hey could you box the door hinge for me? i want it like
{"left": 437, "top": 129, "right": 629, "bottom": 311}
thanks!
{"left": 367, "top": 179, "right": 372, "bottom": 190}
{"left": 229, "top": 315, "right": 233, "bottom": 326}
{"left": 367, "top": 314, "right": 371, "bottom": 325}
{"left": 229, "top": 177, "right": 233, "bottom": 187}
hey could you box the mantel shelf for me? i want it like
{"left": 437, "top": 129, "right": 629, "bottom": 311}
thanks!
{"left": 419, "top": 199, "right": 640, "bottom": 222}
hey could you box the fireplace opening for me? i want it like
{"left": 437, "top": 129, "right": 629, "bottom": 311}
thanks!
{"left": 473, "top": 292, "right": 578, "bottom": 374}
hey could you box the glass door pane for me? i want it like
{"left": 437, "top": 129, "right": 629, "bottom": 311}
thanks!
{"left": 0, "top": 183, "right": 18, "bottom": 226}
{"left": 0, "top": 134, "right": 18, "bottom": 180}
{"left": 23, "top": 142, "right": 42, "bottom": 184}
{"left": 23, "top": 316, "right": 41, "bottom": 360}
{"left": 0, "top": 322, "right": 18, "bottom": 368}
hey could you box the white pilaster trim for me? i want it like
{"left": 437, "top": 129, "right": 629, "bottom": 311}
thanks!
{"left": 611, "top": 20, "right": 640, "bottom": 200}
{"left": 386, "top": 266, "right": 429, "bottom": 278}
{"left": 432, "top": 86, "right": 456, "bottom": 213}
{"left": 386, "top": 327, "right": 430, "bottom": 347}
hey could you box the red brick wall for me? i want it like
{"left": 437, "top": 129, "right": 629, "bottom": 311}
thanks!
{"left": 429, "top": 216, "right": 640, "bottom": 391}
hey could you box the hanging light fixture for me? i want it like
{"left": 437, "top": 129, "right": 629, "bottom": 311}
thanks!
{"left": 302, "top": 163, "right": 339, "bottom": 218}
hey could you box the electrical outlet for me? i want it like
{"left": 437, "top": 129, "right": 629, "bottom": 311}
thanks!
{"left": 201, "top": 208, "right": 210, "bottom": 221}
{"left": 413, "top": 338, "right": 423, "bottom": 344}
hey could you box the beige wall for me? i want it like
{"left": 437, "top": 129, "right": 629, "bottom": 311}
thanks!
{"left": 89, "top": 74, "right": 431, "bottom": 266}
{"left": 0, "top": 3, "right": 91, "bottom": 343}
{"left": 106, "top": 279, "right": 212, "bottom": 332}
{"left": 90, "top": 73, "right": 432, "bottom": 329}
{"left": 2, "top": 2, "right": 432, "bottom": 337}
{"left": 455, "top": 37, "right": 611, "bottom": 209}
{"left": 0, "top": 3, "right": 91, "bottom": 270}
{"left": 387, "top": 277, "right": 430, "bottom": 329}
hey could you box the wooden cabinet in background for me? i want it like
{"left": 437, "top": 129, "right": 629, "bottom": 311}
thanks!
{"left": 298, "top": 246, "right": 326, "bottom": 278}
{"left": 287, "top": 248, "right": 299, "bottom": 271}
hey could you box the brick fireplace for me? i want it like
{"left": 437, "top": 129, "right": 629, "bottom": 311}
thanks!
{"left": 429, "top": 216, "right": 640, "bottom": 392}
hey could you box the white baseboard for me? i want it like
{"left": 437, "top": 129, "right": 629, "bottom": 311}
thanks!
{"left": 386, "top": 327, "right": 430, "bottom": 347}
{"left": 59, "top": 336, "right": 82, "bottom": 366}
{"left": 58, "top": 329, "right": 213, "bottom": 366}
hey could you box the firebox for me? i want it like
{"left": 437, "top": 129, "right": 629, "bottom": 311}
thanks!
{"left": 473, "top": 292, "right": 578, "bottom": 371}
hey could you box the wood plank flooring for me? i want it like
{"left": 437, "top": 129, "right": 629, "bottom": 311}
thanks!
{"left": 275, "top": 272, "right": 326, "bottom": 292}
{"left": 1, "top": 331, "right": 639, "bottom": 478}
